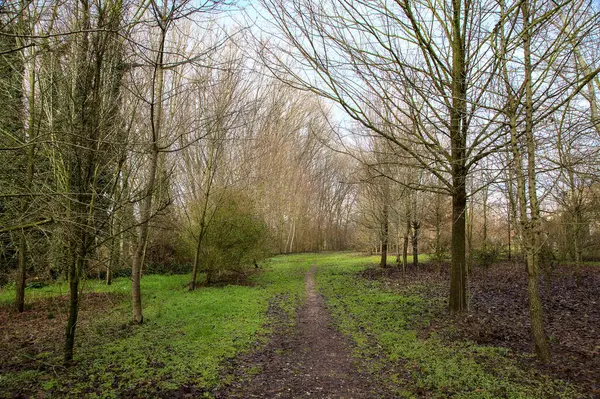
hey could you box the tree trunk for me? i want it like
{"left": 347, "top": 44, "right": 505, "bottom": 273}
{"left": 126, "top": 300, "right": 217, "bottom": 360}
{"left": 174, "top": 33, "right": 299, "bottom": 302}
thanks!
{"left": 466, "top": 196, "right": 474, "bottom": 275}
{"left": 16, "top": 232, "right": 27, "bottom": 312}
{"left": 526, "top": 248, "right": 550, "bottom": 360}
{"left": 190, "top": 217, "right": 206, "bottom": 291}
{"left": 521, "top": 0, "right": 550, "bottom": 361}
{"left": 507, "top": 198, "right": 512, "bottom": 260}
{"left": 448, "top": 0, "right": 468, "bottom": 313}
{"left": 402, "top": 219, "right": 409, "bottom": 275}
{"left": 106, "top": 264, "right": 112, "bottom": 285}
{"left": 64, "top": 250, "right": 82, "bottom": 364}
{"left": 396, "top": 228, "right": 401, "bottom": 268}
{"left": 131, "top": 15, "right": 167, "bottom": 322}
{"left": 411, "top": 221, "right": 420, "bottom": 267}
{"left": 380, "top": 202, "right": 389, "bottom": 268}
{"left": 131, "top": 150, "right": 158, "bottom": 324}
{"left": 449, "top": 179, "right": 467, "bottom": 313}
{"left": 573, "top": 211, "right": 583, "bottom": 287}
{"left": 190, "top": 143, "right": 218, "bottom": 290}
{"left": 483, "top": 187, "right": 488, "bottom": 248}
{"left": 15, "top": 11, "right": 36, "bottom": 312}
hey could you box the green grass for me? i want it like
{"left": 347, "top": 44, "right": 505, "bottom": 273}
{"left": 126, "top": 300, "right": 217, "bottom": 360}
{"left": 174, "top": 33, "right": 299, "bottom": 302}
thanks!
{"left": 0, "top": 254, "right": 313, "bottom": 398}
{"left": 0, "top": 277, "right": 132, "bottom": 305}
{"left": 314, "top": 253, "right": 579, "bottom": 399}
{"left": 1, "top": 252, "right": 582, "bottom": 398}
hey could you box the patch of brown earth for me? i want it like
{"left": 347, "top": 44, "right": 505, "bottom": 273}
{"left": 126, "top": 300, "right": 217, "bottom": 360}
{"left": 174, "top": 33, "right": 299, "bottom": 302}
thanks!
{"left": 361, "top": 261, "right": 600, "bottom": 397}
{"left": 0, "top": 291, "right": 126, "bottom": 377}
{"left": 214, "top": 266, "right": 389, "bottom": 399}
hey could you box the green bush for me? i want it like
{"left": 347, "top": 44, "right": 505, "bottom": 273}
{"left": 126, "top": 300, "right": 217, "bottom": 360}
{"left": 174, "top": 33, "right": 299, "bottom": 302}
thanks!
{"left": 472, "top": 242, "right": 501, "bottom": 269}
{"left": 201, "top": 193, "right": 272, "bottom": 283}
{"left": 26, "top": 279, "right": 48, "bottom": 289}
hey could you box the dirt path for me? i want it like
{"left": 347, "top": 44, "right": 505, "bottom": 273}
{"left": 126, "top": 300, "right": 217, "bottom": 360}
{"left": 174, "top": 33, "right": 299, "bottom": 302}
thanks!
{"left": 214, "top": 266, "right": 385, "bottom": 398}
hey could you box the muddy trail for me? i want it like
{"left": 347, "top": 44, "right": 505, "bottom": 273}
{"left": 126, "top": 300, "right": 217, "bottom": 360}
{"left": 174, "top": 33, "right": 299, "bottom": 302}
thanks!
{"left": 214, "top": 266, "right": 387, "bottom": 399}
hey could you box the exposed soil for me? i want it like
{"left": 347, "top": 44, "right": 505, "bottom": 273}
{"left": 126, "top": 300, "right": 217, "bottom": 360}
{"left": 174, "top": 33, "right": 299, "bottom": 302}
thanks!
{"left": 362, "top": 261, "right": 600, "bottom": 397}
{"left": 0, "top": 291, "right": 126, "bottom": 378}
{"left": 214, "top": 266, "right": 389, "bottom": 399}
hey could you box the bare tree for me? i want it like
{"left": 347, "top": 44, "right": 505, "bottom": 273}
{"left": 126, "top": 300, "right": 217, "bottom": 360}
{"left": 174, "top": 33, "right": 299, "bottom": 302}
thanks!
{"left": 128, "top": 0, "right": 227, "bottom": 323}
{"left": 494, "top": 0, "right": 599, "bottom": 362}
{"left": 257, "top": 0, "right": 510, "bottom": 312}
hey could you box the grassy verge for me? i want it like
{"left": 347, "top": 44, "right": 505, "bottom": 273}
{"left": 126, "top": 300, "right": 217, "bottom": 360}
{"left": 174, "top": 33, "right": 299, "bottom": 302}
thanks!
{"left": 0, "top": 254, "right": 312, "bottom": 398}
{"left": 315, "top": 253, "right": 579, "bottom": 399}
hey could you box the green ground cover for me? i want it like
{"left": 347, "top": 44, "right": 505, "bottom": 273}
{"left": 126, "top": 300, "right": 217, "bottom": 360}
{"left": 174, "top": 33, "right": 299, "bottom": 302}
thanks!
{"left": 315, "top": 253, "right": 579, "bottom": 399}
{"left": 1, "top": 252, "right": 584, "bottom": 398}
{"left": 0, "top": 254, "right": 312, "bottom": 398}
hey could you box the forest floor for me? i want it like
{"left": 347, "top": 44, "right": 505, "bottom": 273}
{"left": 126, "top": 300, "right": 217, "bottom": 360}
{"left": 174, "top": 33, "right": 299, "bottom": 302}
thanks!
{"left": 356, "top": 259, "right": 600, "bottom": 398}
{"left": 213, "top": 265, "right": 388, "bottom": 398}
{"left": 1, "top": 253, "right": 598, "bottom": 398}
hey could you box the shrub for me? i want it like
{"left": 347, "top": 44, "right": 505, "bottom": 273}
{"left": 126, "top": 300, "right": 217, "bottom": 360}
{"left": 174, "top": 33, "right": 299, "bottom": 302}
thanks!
{"left": 201, "top": 193, "right": 272, "bottom": 283}
{"left": 472, "top": 243, "right": 501, "bottom": 269}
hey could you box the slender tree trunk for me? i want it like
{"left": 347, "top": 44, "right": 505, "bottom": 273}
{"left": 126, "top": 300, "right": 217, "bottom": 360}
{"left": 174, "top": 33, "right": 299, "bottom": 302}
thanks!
{"left": 411, "top": 221, "right": 420, "bottom": 267}
{"left": 448, "top": 0, "right": 468, "bottom": 313}
{"left": 466, "top": 196, "right": 474, "bottom": 275}
{"left": 506, "top": 146, "right": 519, "bottom": 262}
{"left": 190, "top": 140, "right": 219, "bottom": 290}
{"left": 507, "top": 199, "right": 512, "bottom": 260}
{"left": 521, "top": 0, "right": 550, "bottom": 361}
{"left": 106, "top": 263, "right": 113, "bottom": 285}
{"left": 508, "top": 100, "right": 551, "bottom": 361}
{"left": 190, "top": 212, "right": 208, "bottom": 291}
{"left": 289, "top": 220, "right": 295, "bottom": 253}
{"left": 396, "top": 228, "right": 401, "bottom": 268}
{"left": 131, "top": 150, "right": 158, "bottom": 323}
{"left": 64, "top": 0, "right": 94, "bottom": 364}
{"left": 107, "top": 217, "right": 120, "bottom": 285}
{"left": 380, "top": 202, "right": 389, "bottom": 268}
{"left": 483, "top": 187, "right": 488, "bottom": 248}
{"left": 190, "top": 230, "right": 203, "bottom": 290}
{"left": 131, "top": 15, "right": 167, "bottom": 322}
{"left": 15, "top": 7, "right": 36, "bottom": 312}
{"left": 573, "top": 211, "right": 583, "bottom": 287}
{"left": 402, "top": 219, "right": 409, "bottom": 275}
{"left": 16, "top": 233, "right": 27, "bottom": 312}
{"left": 435, "top": 221, "right": 442, "bottom": 272}
{"left": 64, "top": 261, "right": 79, "bottom": 363}
{"left": 65, "top": 243, "right": 84, "bottom": 363}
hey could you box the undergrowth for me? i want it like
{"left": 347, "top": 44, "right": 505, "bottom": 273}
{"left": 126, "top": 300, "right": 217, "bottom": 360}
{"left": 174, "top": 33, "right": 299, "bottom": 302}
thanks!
{"left": 0, "top": 255, "right": 312, "bottom": 398}
{"left": 315, "top": 253, "right": 579, "bottom": 399}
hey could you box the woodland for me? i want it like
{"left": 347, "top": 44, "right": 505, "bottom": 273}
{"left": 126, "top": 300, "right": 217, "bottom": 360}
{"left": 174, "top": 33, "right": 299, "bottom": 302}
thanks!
{"left": 0, "top": 0, "right": 599, "bottom": 398}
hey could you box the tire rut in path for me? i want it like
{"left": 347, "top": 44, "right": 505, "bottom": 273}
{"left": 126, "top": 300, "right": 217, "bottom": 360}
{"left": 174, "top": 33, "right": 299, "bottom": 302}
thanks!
{"left": 215, "top": 265, "right": 384, "bottom": 399}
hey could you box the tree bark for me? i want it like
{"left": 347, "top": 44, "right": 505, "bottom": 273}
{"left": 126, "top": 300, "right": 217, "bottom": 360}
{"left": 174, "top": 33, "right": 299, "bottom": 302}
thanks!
{"left": 131, "top": 149, "right": 158, "bottom": 323}
{"left": 449, "top": 178, "right": 467, "bottom": 313}
{"left": 379, "top": 201, "right": 389, "bottom": 268}
{"left": 402, "top": 219, "right": 409, "bottom": 275}
{"left": 16, "top": 232, "right": 27, "bottom": 312}
{"left": 64, "top": 242, "right": 84, "bottom": 363}
{"left": 15, "top": 1, "right": 36, "bottom": 313}
{"left": 190, "top": 212, "right": 207, "bottom": 290}
{"left": 521, "top": 0, "right": 551, "bottom": 361}
{"left": 411, "top": 221, "right": 420, "bottom": 267}
{"left": 448, "top": 0, "right": 468, "bottom": 313}
{"left": 131, "top": 8, "right": 167, "bottom": 322}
